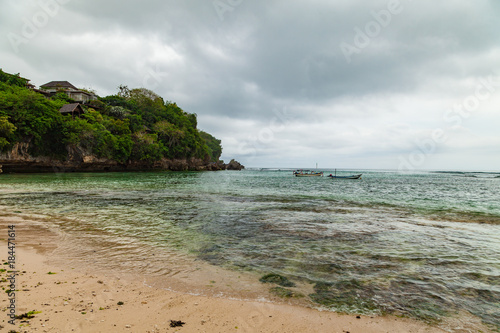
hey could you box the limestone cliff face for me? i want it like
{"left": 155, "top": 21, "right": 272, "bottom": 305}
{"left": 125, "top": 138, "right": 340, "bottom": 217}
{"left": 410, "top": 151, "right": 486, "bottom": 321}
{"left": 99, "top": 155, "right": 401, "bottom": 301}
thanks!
{"left": 0, "top": 143, "right": 243, "bottom": 173}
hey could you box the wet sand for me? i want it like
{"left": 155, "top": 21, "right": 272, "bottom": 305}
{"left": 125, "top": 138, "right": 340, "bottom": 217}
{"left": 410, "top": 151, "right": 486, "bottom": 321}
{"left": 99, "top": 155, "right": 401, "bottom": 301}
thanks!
{"left": 0, "top": 208, "right": 484, "bottom": 333}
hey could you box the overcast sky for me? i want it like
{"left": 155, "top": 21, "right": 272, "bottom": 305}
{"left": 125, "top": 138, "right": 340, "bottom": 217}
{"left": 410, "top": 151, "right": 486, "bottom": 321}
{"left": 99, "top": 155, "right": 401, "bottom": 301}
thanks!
{"left": 1, "top": 0, "right": 499, "bottom": 170}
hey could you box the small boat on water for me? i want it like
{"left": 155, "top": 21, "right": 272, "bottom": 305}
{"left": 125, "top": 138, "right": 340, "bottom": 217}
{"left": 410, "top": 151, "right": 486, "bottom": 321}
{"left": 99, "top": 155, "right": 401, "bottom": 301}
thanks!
{"left": 327, "top": 169, "right": 362, "bottom": 179}
{"left": 294, "top": 170, "right": 324, "bottom": 177}
{"left": 327, "top": 173, "right": 362, "bottom": 179}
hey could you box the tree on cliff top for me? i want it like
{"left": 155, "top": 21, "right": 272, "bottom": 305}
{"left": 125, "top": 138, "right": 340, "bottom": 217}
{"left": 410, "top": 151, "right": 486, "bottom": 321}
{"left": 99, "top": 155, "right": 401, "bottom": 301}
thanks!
{"left": 200, "top": 131, "right": 222, "bottom": 162}
{"left": 0, "top": 81, "right": 67, "bottom": 156}
{"left": 0, "top": 69, "right": 29, "bottom": 88}
{"left": 0, "top": 77, "right": 223, "bottom": 165}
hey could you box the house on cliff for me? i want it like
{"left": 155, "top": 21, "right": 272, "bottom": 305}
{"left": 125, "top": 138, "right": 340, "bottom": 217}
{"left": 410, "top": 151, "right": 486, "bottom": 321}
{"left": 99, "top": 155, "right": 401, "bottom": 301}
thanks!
{"left": 40, "top": 81, "right": 98, "bottom": 103}
{"left": 59, "top": 103, "right": 84, "bottom": 118}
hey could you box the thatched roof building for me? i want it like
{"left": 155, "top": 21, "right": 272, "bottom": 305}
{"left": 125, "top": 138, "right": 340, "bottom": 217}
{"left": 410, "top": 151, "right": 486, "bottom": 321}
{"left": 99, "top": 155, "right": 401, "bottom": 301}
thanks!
{"left": 59, "top": 103, "right": 84, "bottom": 117}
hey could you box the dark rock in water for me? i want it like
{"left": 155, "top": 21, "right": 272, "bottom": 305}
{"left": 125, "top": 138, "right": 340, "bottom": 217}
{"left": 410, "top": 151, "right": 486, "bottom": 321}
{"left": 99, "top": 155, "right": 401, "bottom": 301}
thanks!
{"left": 225, "top": 159, "right": 244, "bottom": 170}
{"left": 170, "top": 320, "right": 185, "bottom": 327}
{"left": 207, "top": 160, "right": 226, "bottom": 171}
{"left": 259, "top": 273, "right": 296, "bottom": 287}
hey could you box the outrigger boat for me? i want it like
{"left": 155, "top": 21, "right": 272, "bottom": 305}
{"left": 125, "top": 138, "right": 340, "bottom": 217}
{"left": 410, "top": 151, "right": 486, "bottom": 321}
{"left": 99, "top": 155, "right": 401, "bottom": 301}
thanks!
{"left": 293, "top": 170, "right": 324, "bottom": 177}
{"left": 327, "top": 174, "right": 362, "bottom": 179}
{"left": 327, "top": 169, "right": 362, "bottom": 179}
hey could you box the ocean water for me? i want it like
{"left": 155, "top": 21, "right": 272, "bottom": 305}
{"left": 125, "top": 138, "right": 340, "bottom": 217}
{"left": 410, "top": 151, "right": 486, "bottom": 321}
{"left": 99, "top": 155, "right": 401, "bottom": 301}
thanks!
{"left": 1, "top": 169, "right": 499, "bottom": 329}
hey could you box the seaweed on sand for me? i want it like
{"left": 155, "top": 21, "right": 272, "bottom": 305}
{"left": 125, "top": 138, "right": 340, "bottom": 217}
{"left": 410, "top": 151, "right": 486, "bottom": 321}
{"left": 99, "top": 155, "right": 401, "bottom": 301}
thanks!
{"left": 270, "top": 286, "right": 304, "bottom": 298}
{"left": 259, "top": 273, "right": 296, "bottom": 287}
{"left": 15, "top": 310, "right": 41, "bottom": 320}
{"left": 309, "top": 279, "right": 379, "bottom": 313}
{"left": 170, "top": 320, "right": 185, "bottom": 327}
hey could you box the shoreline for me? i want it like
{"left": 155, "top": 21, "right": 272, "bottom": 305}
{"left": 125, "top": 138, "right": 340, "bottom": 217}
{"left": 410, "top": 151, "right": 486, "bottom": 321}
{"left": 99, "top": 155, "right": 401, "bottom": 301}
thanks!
{"left": 0, "top": 209, "right": 458, "bottom": 333}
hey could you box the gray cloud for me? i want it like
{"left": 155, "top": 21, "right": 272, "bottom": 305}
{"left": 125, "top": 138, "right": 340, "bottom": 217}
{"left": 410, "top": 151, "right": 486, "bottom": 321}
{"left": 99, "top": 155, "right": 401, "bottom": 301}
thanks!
{"left": 1, "top": 0, "right": 499, "bottom": 169}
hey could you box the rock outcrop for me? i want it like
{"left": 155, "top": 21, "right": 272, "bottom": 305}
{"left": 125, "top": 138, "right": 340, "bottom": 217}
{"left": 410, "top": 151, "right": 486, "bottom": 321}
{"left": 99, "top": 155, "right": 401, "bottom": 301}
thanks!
{"left": 226, "top": 159, "right": 245, "bottom": 170}
{"left": 0, "top": 143, "right": 244, "bottom": 173}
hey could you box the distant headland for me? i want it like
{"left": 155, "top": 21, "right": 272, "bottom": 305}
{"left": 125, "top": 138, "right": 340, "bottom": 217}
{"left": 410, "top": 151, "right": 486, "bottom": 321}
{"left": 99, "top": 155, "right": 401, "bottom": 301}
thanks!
{"left": 0, "top": 69, "right": 243, "bottom": 173}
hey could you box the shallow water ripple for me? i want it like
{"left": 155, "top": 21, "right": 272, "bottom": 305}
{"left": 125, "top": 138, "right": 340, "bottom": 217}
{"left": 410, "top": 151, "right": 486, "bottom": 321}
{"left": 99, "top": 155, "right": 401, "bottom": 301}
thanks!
{"left": 1, "top": 170, "right": 499, "bottom": 330}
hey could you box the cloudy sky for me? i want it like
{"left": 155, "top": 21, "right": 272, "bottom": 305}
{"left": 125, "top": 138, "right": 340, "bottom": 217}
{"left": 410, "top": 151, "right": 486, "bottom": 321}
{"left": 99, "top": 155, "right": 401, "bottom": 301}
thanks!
{"left": 1, "top": 0, "right": 499, "bottom": 170}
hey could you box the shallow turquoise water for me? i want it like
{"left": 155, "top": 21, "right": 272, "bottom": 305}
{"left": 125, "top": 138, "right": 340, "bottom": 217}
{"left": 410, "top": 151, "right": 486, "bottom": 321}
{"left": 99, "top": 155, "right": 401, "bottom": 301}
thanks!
{"left": 1, "top": 169, "right": 499, "bottom": 328}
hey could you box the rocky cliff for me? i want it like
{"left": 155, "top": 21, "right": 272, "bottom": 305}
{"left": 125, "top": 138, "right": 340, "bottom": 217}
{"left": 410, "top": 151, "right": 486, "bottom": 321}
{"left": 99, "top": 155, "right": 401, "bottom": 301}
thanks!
{"left": 226, "top": 159, "right": 245, "bottom": 170}
{"left": 0, "top": 143, "right": 243, "bottom": 173}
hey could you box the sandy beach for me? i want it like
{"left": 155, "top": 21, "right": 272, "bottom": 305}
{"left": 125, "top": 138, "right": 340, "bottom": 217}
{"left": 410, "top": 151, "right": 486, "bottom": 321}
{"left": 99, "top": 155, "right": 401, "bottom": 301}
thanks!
{"left": 0, "top": 208, "right": 487, "bottom": 333}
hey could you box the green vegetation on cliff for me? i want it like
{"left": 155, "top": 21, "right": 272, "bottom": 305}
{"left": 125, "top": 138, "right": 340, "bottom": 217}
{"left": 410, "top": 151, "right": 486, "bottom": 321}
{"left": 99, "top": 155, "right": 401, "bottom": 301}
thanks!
{"left": 0, "top": 70, "right": 223, "bottom": 164}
